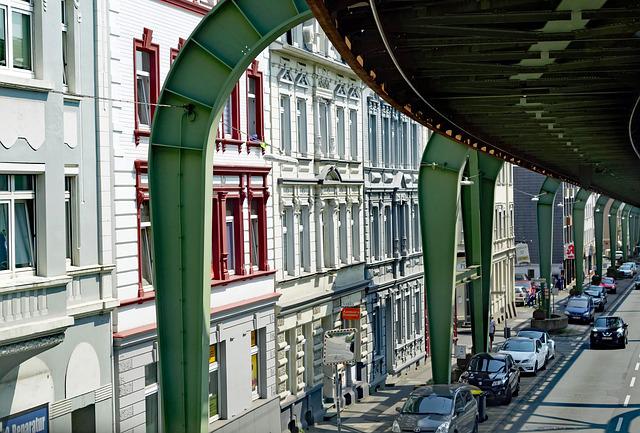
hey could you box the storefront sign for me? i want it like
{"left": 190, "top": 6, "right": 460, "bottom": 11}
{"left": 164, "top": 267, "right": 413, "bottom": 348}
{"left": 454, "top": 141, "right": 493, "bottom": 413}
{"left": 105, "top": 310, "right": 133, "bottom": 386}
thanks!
{"left": 564, "top": 242, "right": 575, "bottom": 260}
{"left": 341, "top": 307, "right": 360, "bottom": 321}
{"left": 0, "top": 404, "right": 48, "bottom": 433}
{"left": 515, "top": 243, "right": 531, "bottom": 265}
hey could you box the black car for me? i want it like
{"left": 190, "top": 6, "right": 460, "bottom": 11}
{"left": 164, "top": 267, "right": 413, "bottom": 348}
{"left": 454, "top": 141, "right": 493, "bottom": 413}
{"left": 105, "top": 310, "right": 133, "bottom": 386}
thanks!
{"left": 633, "top": 274, "right": 640, "bottom": 290}
{"left": 590, "top": 316, "right": 629, "bottom": 349}
{"left": 459, "top": 352, "right": 520, "bottom": 405}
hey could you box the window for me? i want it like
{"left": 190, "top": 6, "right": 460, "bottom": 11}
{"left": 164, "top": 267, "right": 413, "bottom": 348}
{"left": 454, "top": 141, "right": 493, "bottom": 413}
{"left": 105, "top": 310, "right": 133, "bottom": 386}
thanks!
{"left": 0, "top": 174, "right": 35, "bottom": 274}
{"left": 280, "top": 94, "right": 291, "bottom": 155}
{"left": 384, "top": 206, "right": 392, "bottom": 258}
{"left": 414, "top": 291, "right": 421, "bottom": 334}
{"left": 351, "top": 203, "right": 360, "bottom": 261}
{"left": 61, "top": 0, "right": 70, "bottom": 86}
{"left": 372, "top": 307, "right": 381, "bottom": 355}
{"left": 297, "top": 98, "right": 307, "bottom": 155}
{"left": 405, "top": 295, "right": 412, "bottom": 337}
{"left": 337, "top": 106, "right": 345, "bottom": 159}
{"left": 209, "top": 344, "right": 220, "bottom": 421}
{"left": 371, "top": 208, "right": 380, "bottom": 260}
{"left": 368, "top": 113, "right": 377, "bottom": 165}
{"left": 217, "top": 84, "right": 240, "bottom": 145}
{"left": 319, "top": 100, "right": 330, "bottom": 155}
{"left": 246, "top": 60, "right": 264, "bottom": 144}
{"left": 283, "top": 207, "right": 294, "bottom": 275}
{"left": 395, "top": 298, "right": 401, "bottom": 344}
{"left": 0, "top": 0, "right": 32, "bottom": 71}
{"left": 135, "top": 162, "right": 153, "bottom": 289}
{"left": 402, "top": 121, "right": 409, "bottom": 169}
{"left": 249, "top": 200, "right": 260, "bottom": 270}
{"left": 301, "top": 206, "right": 311, "bottom": 272}
{"left": 382, "top": 116, "right": 390, "bottom": 166}
{"left": 349, "top": 109, "right": 358, "bottom": 160}
{"left": 225, "top": 199, "right": 237, "bottom": 274}
{"left": 170, "top": 37, "right": 185, "bottom": 64}
{"left": 134, "top": 29, "right": 160, "bottom": 143}
{"left": 64, "top": 176, "right": 75, "bottom": 265}
{"left": 144, "top": 360, "right": 159, "bottom": 433}
{"left": 412, "top": 124, "right": 419, "bottom": 169}
{"left": 339, "top": 204, "right": 347, "bottom": 264}
{"left": 413, "top": 203, "right": 421, "bottom": 251}
{"left": 71, "top": 405, "right": 95, "bottom": 433}
{"left": 250, "top": 330, "right": 260, "bottom": 399}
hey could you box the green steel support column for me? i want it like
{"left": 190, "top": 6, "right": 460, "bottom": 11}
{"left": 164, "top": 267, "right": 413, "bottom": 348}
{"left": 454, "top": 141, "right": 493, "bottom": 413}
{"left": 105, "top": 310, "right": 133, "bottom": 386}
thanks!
{"left": 622, "top": 206, "right": 631, "bottom": 261}
{"left": 460, "top": 151, "right": 484, "bottom": 354}
{"left": 634, "top": 209, "right": 640, "bottom": 255}
{"left": 147, "top": 2, "right": 312, "bottom": 432}
{"left": 594, "top": 195, "right": 609, "bottom": 277}
{"left": 419, "top": 133, "right": 469, "bottom": 384}
{"left": 572, "top": 189, "right": 592, "bottom": 293}
{"left": 476, "top": 153, "right": 503, "bottom": 348}
{"left": 609, "top": 200, "right": 622, "bottom": 266}
{"left": 459, "top": 152, "right": 502, "bottom": 354}
{"left": 536, "top": 177, "right": 561, "bottom": 318}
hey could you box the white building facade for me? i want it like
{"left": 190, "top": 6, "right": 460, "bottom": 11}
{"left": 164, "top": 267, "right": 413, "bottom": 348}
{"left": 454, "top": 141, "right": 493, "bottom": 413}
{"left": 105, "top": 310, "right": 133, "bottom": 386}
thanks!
{"left": 269, "top": 22, "right": 369, "bottom": 431}
{"left": 0, "top": 0, "right": 117, "bottom": 431}
{"left": 98, "top": 1, "right": 280, "bottom": 432}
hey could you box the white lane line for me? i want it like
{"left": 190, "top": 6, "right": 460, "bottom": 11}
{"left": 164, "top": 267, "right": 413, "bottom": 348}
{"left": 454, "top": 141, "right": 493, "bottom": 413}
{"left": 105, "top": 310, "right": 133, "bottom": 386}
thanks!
{"left": 635, "top": 363, "right": 639, "bottom": 371}
{"left": 575, "top": 336, "right": 581, "bottom": 341}
{"left": 624, "top": 395, "right": 631, "bottom": 407}
{"left": 631, "top": 377, "right": 636, "bottom": 388}
{"left": 616, "top": 417, "right": 623, "bottom": 432}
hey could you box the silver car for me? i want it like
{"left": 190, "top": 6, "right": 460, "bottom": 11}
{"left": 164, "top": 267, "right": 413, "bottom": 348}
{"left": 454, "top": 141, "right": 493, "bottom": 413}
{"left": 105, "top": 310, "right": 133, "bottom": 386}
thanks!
{"left": 393, "top": 384, "right": 478, "bottom": 433}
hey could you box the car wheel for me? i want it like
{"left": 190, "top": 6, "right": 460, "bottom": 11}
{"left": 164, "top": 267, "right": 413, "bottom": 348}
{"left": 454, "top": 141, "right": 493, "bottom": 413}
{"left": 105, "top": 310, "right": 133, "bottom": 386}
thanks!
{"left": 473, "top": 418, "right": 479, "bottom": 433}
{"left": 533, "top": 361, "right": 538, "bottom": 376}
{"left": 622, "top": 338, "right": 627, "bottom": 349}
{"left": 503, "top": 387, "right": 513, "bottom": 405}
{"left": 513, "top": 381, "right": 520, "bottom": 397}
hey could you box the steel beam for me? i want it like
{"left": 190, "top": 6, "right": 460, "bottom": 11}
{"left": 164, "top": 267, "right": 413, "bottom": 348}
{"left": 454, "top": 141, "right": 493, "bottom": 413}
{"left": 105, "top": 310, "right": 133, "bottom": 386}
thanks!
{"left": 147, "top": 1, "right": 312, "bottom": 431}
{"left": 572, "top": 188, "right": 592, "bottom": 293}
{"left": 594, "top": 195, "right": 609, "bottom": 277}
{"left": 609, "top": 200, "right": 622, "bottom": 267}
{"left": 419, "top": 133, "right": 469, "bottom": 384}
{"left": 537, "top": 177, "right": 561, "bottom": 318}
{"left": 622, "top": 205, "right": 631, "bottom": 261}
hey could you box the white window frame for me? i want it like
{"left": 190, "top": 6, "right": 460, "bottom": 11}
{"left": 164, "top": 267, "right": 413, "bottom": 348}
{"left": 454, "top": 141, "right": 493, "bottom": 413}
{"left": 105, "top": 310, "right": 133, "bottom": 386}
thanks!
{"left": 300, "top": 205, "right": 310, "bottom": 272}
{"left": 64, "top": 174, "right": 77, "bottom": 267}
{"left": 144, "top": 356, "right": 161, "bottom": 433}
{"left": 296, "top": 97, "right": 308, "bottom": 155}
{"left": 0, "top": 0, "right": 34, "bottom": 75}
{"left": 336, "top": 105, "right": 345, "bottom": 159}
{"left": 0, "top": 174, "right": 36, "bottom": 278}
{"left": 349, "top": 109, "right": 358, "bottom": 160}
{"left": 280, "top": 93, "right": 291, "bottom": 155}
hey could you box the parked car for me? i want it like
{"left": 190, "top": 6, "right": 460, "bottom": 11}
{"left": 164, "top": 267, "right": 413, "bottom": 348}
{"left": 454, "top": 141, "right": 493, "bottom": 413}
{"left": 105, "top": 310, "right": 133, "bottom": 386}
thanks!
{"left": 601, "top": 276, "right": 617, "bottom": 294}
{"left": 564, "top": 295, "right": 595, "bottom": 323}
{"left": 618, "top": 263, "right": 634, "bottom": 279}
{"left": 514, "top": 285, "right": 527, "bottom": 306}
{"left": 632, "top": 274, "right": 640, "bottom": 290}
{"left": 515, "top": 273, "right": 530, "bottom": 282}
{"left": 584, "top": 286, "right": 607, "bottom": 312}
{"left": 499, "top": 337, "right": 547, "bottom": 375}
{"left": 616, "top": 250, "right": 623, "bottom": 260}
{"left": 622, "top": 262, "right": 638, "bottom": 275}
{"left": 459, "top": 353, "right": 520, "bottom": 405}
{"left": 590, "top": 316, "right": 628, "bottom": 349}
{"left": 517, "top": 328, "right": 556, "bottom": 360}
{"left": 392, "top": 384, "right": 478, "bottom": 433}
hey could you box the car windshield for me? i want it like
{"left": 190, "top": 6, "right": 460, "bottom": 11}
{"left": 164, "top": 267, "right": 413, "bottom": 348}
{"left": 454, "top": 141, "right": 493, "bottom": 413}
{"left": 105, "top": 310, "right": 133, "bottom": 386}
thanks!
{"left": 584, "top": 290, "right": 600, "bottom": 297}
{"left": 502, "top": 340, "right": 534, "bottom": 352}
{"left": 620, "top": 264, "right": 632, "bottom": 270}
{"left": 567, "top": 299, "right": 589, "bottom": 308}
{"left": 468, "top": 357, "right": 505, "bottom": 373}
{"left": 603, "top": 277, "right": 614, "bottom": 284}
{"left": 515, "top": 274, "right": 527, "bottom": 281}
{"left": 518, "top": 330, "right": 543, "bottom": 340}
{"left": 403, "top": 394, "right": 453, "bottom": 415}
{"left": 594, "top": 317, "right": 621, "bottom": 328}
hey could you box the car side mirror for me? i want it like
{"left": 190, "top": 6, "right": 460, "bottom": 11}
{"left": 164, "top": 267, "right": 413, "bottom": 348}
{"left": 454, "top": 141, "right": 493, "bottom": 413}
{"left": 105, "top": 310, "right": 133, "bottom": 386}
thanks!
{"left": 624, "top": 324, "right": 629, "bottom": 328}
{"left": 395, "top": 406, "right": 401, "bottom": 413}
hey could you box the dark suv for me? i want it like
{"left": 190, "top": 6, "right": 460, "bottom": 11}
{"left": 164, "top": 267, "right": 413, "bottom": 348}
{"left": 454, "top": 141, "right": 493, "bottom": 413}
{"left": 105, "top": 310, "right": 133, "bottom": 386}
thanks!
{"left": 590, "top": 316, "right": 629, "bottom": 349}
{"left": 460, "top": 353, "right": 520, "bottom": 405}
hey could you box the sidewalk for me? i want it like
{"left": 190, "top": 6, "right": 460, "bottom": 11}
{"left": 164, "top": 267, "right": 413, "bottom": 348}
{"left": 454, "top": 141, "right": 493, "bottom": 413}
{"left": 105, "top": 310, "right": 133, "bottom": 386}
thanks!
{"left": 307, "top": 293, "right": 573, "bottom": 433}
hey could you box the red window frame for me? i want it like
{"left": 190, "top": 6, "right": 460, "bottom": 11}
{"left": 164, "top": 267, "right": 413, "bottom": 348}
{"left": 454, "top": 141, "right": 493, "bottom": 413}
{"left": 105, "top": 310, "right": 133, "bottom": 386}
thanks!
{"left": 133, "top": 28, "right": 160, "bottom": 145}
{"left": 216, "top": 84, "right": 242, "bottom": 152}
{"left": 211, "top": 166, "right": 271, "bottom": 281}
{"left": 170, "top": 37, "right": 186, "bottom": 64}
{"left": 246, "top": 60, "right": 264, "bottom": 153}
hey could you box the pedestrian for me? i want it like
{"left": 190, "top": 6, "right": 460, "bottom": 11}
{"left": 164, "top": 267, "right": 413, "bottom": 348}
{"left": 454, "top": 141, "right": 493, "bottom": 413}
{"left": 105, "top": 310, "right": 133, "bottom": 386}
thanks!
{"left": 489, "top": 316, "right": 496, "bottom": 350}
{"left": 527, "top": 285, "right": 536, "bottom": 307}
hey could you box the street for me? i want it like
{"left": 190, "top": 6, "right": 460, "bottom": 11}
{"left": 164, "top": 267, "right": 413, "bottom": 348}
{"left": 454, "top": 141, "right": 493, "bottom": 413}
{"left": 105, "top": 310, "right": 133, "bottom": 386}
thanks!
{"left": 309, "top": 278, "right": 640, "bottom": 433}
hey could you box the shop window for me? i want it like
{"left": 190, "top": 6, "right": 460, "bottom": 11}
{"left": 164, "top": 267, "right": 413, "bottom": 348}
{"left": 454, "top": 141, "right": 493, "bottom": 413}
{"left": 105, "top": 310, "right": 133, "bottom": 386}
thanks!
{"left": 209, "top": 344, "right": 220, "bottom": 421}
{"left": 246, "top": 60, "right": 264, "bottom": 149}
{"left": 250, "top": 330, "right": 261, "bottom": 400}
{"left": 0, "top": 0, "right": 33, "bottom": 71}
{"left": 0, "top": 174, "right": 36, "bottom": 275}
{"left": 133, "top": 28, "right": 160, "bottom": 143}
{"left": 297, "top": 98, "right": 307, "bottom": 155}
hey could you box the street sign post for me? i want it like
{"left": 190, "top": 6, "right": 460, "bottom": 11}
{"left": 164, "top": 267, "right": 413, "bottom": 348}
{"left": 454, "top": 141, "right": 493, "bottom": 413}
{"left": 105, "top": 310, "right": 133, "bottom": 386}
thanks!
{"left": 323, "top": 328, "right": 357, "bottom": 433}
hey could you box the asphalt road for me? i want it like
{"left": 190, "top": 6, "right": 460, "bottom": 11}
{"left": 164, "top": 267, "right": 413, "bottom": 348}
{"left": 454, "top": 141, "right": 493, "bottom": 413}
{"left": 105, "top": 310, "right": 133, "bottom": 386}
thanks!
{"left": 480, "top": 277, "right": 640, "bottom": 433}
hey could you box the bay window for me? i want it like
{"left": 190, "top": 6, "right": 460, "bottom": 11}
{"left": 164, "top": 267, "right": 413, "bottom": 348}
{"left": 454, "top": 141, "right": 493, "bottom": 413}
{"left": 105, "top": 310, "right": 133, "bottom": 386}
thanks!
{"left": 133, "top": 29, "right": 160, "bottom": 143}
{"left": 0, "top": 174, "right": 36, "bottom": 274}
{"left": 0, "top": 0, "right": 32, "bottom": 71}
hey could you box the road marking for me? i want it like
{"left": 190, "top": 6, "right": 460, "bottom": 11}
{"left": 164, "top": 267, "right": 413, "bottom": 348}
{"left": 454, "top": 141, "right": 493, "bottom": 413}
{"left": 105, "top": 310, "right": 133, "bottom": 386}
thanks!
{"left": 624, "top": 395, "right": 631, "bottom": 407}
{"left": 635, "top": 363, "right": 639, "bottom": 371}
{"left": 575, "top": 336, "right": 581, "bottom": 341}
{"left": 631, "top": 377, "right": 636, "bottom": 388}
{"left": 616, "top": 417, "right": 623, "bottom": 432}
